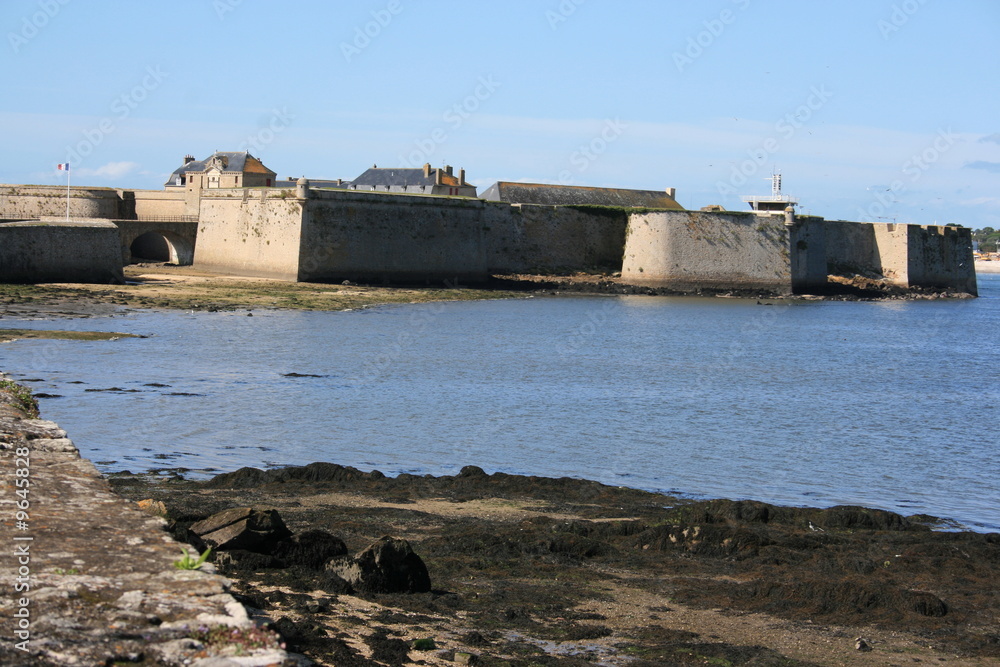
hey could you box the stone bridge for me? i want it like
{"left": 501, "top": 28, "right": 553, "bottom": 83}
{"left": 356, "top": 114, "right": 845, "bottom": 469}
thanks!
{"left": 112, "top": 217, "right": 199, "bottom": 265}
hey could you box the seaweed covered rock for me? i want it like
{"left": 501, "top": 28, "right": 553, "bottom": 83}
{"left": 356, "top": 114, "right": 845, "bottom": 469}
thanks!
{"left": 272, "top": 529, "right": 349, "bottom": 570}
{"left": 327, "top": 536, "right": 431, "bottom": 594}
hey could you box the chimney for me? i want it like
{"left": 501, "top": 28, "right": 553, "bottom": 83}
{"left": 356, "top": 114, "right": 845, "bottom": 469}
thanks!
{"left": 337, "top": 178, "right": 343, "bottom": 186}
{"left": 665, "top": 187, "right": 676, "bottom": 199}
{"left": 458, "top": 168, "right": 465, "bottom": 185}
{"left": 423, "top": 163, "right": 431, "bottom": 178}
{"left": 445, "top": 165, "right": 453, "bottom": 176}
{"left": 435, "top": 168, "right": 443, "bottom": 186}
{"left": 184, "top": 154, "right": 196, "bottom": 164}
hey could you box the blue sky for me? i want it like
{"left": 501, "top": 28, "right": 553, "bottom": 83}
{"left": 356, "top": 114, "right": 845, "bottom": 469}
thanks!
{"left": 3, "top": 0, "right": 999, "bottom": 228}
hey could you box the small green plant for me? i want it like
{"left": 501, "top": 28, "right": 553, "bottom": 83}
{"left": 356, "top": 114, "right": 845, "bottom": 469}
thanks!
{"left": 174, "top": 546, "right": 212, "bottom": 570}
{"left": 412, "top": 638, "right": 437, "bottom": 651}
{"left": 0, "top": 379, "right": 40, "bottom": 418}
{"left": 54, "top": 567, "right": 80, "bottom": 575}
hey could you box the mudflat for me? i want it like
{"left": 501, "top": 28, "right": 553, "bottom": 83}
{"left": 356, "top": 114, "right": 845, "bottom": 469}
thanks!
{"left": 0, "top": 264, "right": 522, "bottom": 316}
{"left": 111, "top": 464, "right": 1000, "bottom": 667}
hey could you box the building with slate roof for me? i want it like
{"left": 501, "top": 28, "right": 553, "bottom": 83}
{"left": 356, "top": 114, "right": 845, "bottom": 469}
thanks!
{"left": 481, "top": 182, "right": 683, "bottom": 209}
{"left": 345, "top": 163, "right": 477, "bottom": 197}
{"left": 165, "top": 152, "right": 276, "bottom": 189}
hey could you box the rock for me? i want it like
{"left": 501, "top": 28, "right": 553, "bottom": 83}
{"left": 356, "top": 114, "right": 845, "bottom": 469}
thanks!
{"left": 271, "top": 529, "right": 348, "bottom": 570}
{"left": 459, "top": 465, "right": 487, "bottom": 477}
{"left": 304, "top": 598, "right": 330, "bottom": 613}
{"left": 855, "top": 637, "right": 872, "bottom": 651}
{"left": 315, "top": 570, "right": 354, "bottom": 595}
{"left": 327, "top": 536, "right": 431, "bottom": 594}
{"left": 189, "top": 507, "right": 292, "bottom": 553}
{"left": 137, "top": 499, "right": 168, "bottom": 518}
{"left": 214, "top": 549, "right": 283, "bottom": 571}
{"left": 455, "top": 651, "right": 479, "bottom": 665}
{"left": 909, "top": 591, "right": 948, "bottom": 617}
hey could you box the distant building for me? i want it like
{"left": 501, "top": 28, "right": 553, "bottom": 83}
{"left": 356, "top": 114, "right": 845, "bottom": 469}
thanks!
{"left": 165, "top": 152, "right": 276, "bottom": 189}
{"left": 481, "top": 182, "right": 683, "bottom": 209}
{"left": 342, "top": 163, "right": 477, "bottom": 197}
{"left": 741, "top": 173, "right": 797, "bottom": 214}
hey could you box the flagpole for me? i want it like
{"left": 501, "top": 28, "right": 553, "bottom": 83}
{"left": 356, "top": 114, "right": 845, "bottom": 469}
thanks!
{"left": 65, "top": 163, "right": 70, "bottom": 222}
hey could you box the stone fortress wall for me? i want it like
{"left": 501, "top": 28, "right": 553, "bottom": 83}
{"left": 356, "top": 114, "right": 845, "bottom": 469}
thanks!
{"left": 0, "top": 181, "right": 978, "bottom": 296}
{"left": 0, "top": 219, "right": 124, "bottom": 283}
{"left": 0, "top": 184, "right": 123, "bottom": 220}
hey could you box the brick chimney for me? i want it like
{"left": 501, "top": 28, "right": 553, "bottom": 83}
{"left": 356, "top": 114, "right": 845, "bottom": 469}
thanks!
{"left": 458, "top": 168, "right": 466, "bottom": 185}
{"left": 184, "top": 154, "right": 196, "bottom": 164}
{"left": 423, "top": 163, "right": 431, "bottom": 178}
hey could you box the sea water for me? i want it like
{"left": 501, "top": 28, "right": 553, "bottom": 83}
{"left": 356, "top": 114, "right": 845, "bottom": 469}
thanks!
{"left": 2, "top": 274, "right": 998, "bottom": 531}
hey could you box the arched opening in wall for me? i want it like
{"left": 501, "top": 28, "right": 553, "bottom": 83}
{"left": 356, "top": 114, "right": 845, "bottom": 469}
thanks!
{"left": 128, "top": 232, "right": 194, "bottom": 265}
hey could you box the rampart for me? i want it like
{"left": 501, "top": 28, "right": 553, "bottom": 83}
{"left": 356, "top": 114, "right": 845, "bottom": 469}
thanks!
{"left": 825, "top": 221, "right": 977, "bottom": 295}
{"left": 195, "top": 189, "right": 304, "bottom": 280}
{"left": 300, "top": 189, "right": 486, "bottom": 283}
{"left": 0, "top": 182, "right": 978, "bottom": 295}
{"left": 484, "top": 203, "right": 627, "bottom": 273}
{"left": 621, "top": 210, "right": 813, "bottom": 294}
{"left": 128, "top": 188, "right": 193, "bottom": 219}
{"left": 0, "top": 219, "right": 124, "bottom": 283}
{"left": 0, "top": 184, "right": 123, "bottom": 219}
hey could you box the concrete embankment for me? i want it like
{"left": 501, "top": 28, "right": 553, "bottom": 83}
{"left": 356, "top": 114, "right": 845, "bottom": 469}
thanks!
{"left": 0, "top": 375, "right": 292, "bottom": 666}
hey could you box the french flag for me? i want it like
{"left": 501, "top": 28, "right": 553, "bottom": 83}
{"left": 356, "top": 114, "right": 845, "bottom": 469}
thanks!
{"left": 57, "top": 163, "right": 70, "bottom": 171}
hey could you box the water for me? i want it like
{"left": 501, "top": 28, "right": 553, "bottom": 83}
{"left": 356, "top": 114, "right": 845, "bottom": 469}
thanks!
{"left": 2, "top": 275, "right": 998, "bottom": 532}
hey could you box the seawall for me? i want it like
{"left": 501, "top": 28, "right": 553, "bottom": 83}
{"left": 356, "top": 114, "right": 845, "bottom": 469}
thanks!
{"left": 621, "top": 210, "right": 802, "bottom": 294}
{"left": 0, "top": 376, "right": 287, "bottom": 665}
{"left": 0, "top": 182, "right": 978, "bottom": 296}
{"left": 0, "top": 220, "right": 124, "bottom": 284}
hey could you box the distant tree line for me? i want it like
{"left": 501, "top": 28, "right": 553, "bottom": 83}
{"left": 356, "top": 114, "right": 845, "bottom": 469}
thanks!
{"left": 973, "top": 227, "right": 999, "bottom": 253}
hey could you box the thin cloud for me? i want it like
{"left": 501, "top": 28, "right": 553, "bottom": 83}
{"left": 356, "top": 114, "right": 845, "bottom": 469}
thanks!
{"left": 964, "top": 160, "right": 1000, "bottom": 173}
{"left": 960, "top": 196, "right": 1000, "bottom": 208}
{"left": 76, "top": 161, "right": 140, "bottom": 179}
{"left": 977, "top": 133, "right": 1000, "bottom": 144}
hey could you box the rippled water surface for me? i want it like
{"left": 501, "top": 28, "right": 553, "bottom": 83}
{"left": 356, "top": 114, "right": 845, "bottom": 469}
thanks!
{"left": 3, "top": 275, "right": 998, "bottom": 531}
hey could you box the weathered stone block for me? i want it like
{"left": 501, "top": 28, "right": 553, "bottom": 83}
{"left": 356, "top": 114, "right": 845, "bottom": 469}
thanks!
{"left": 189, "top": 507, "right": 292, "bottom": 553}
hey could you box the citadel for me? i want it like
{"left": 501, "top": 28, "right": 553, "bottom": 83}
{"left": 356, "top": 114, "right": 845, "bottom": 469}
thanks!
{"left": 0, "top": 151, "right": 978, "bottom": 296}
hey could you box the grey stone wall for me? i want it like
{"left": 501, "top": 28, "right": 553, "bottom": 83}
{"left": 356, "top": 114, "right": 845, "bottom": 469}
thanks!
{"left": 300, "top": 190, "right": 487, "bottom": 283}
{"left": 194, "top": 189, "right": 304, "bottom": 280}
{"left": 0, "top": 221, "right": 124, "bottom": 283}
{"left": 0, "top": 185, "right": 123, "bottom": 220}
{"left": 908, "top": 225, "right": 977, "bottom": 295}
{"left": 484, "top": 203, "right": 627, "bottom": 274}
{"left": 621, "top": 210, "right": 797, "bottom": 293}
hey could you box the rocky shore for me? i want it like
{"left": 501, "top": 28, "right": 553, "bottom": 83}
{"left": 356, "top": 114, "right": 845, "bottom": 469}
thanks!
{"left": 0, "top": 270, "right": 993, "bottom": 666}
{"left": 108, "top": 462, "right": 1000, "bottom": 667}
{"left": 0, "top": 264, "right": 979, "bottom": 322}
{"left": 0, "top": 377, "right": 297, "bottom": 666}
{"left": 1, "top": 371, "right": 998, "bottom": 666}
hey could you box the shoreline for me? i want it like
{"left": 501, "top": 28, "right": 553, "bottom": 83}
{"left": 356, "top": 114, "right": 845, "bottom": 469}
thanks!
{"left": 3, "top": 373, "right": 999, "bottom": 665}
{"left": 0, "top": 264, "right": 981, "bottom": 322}
{"left": 975, "top": 260, "right": 1000, "bottom": 274}
{"left": 110, "top": 460, "right": 1000, "bottom": 666}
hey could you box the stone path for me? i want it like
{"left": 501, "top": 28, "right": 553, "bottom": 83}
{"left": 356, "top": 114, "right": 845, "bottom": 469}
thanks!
{"left": 0, "top": 376, "right": 298, "bottom": 666}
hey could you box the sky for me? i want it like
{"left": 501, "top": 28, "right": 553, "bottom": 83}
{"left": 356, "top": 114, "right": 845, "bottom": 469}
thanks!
{"left": 3, "top": 0, "right": 999, "bottom": 228}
